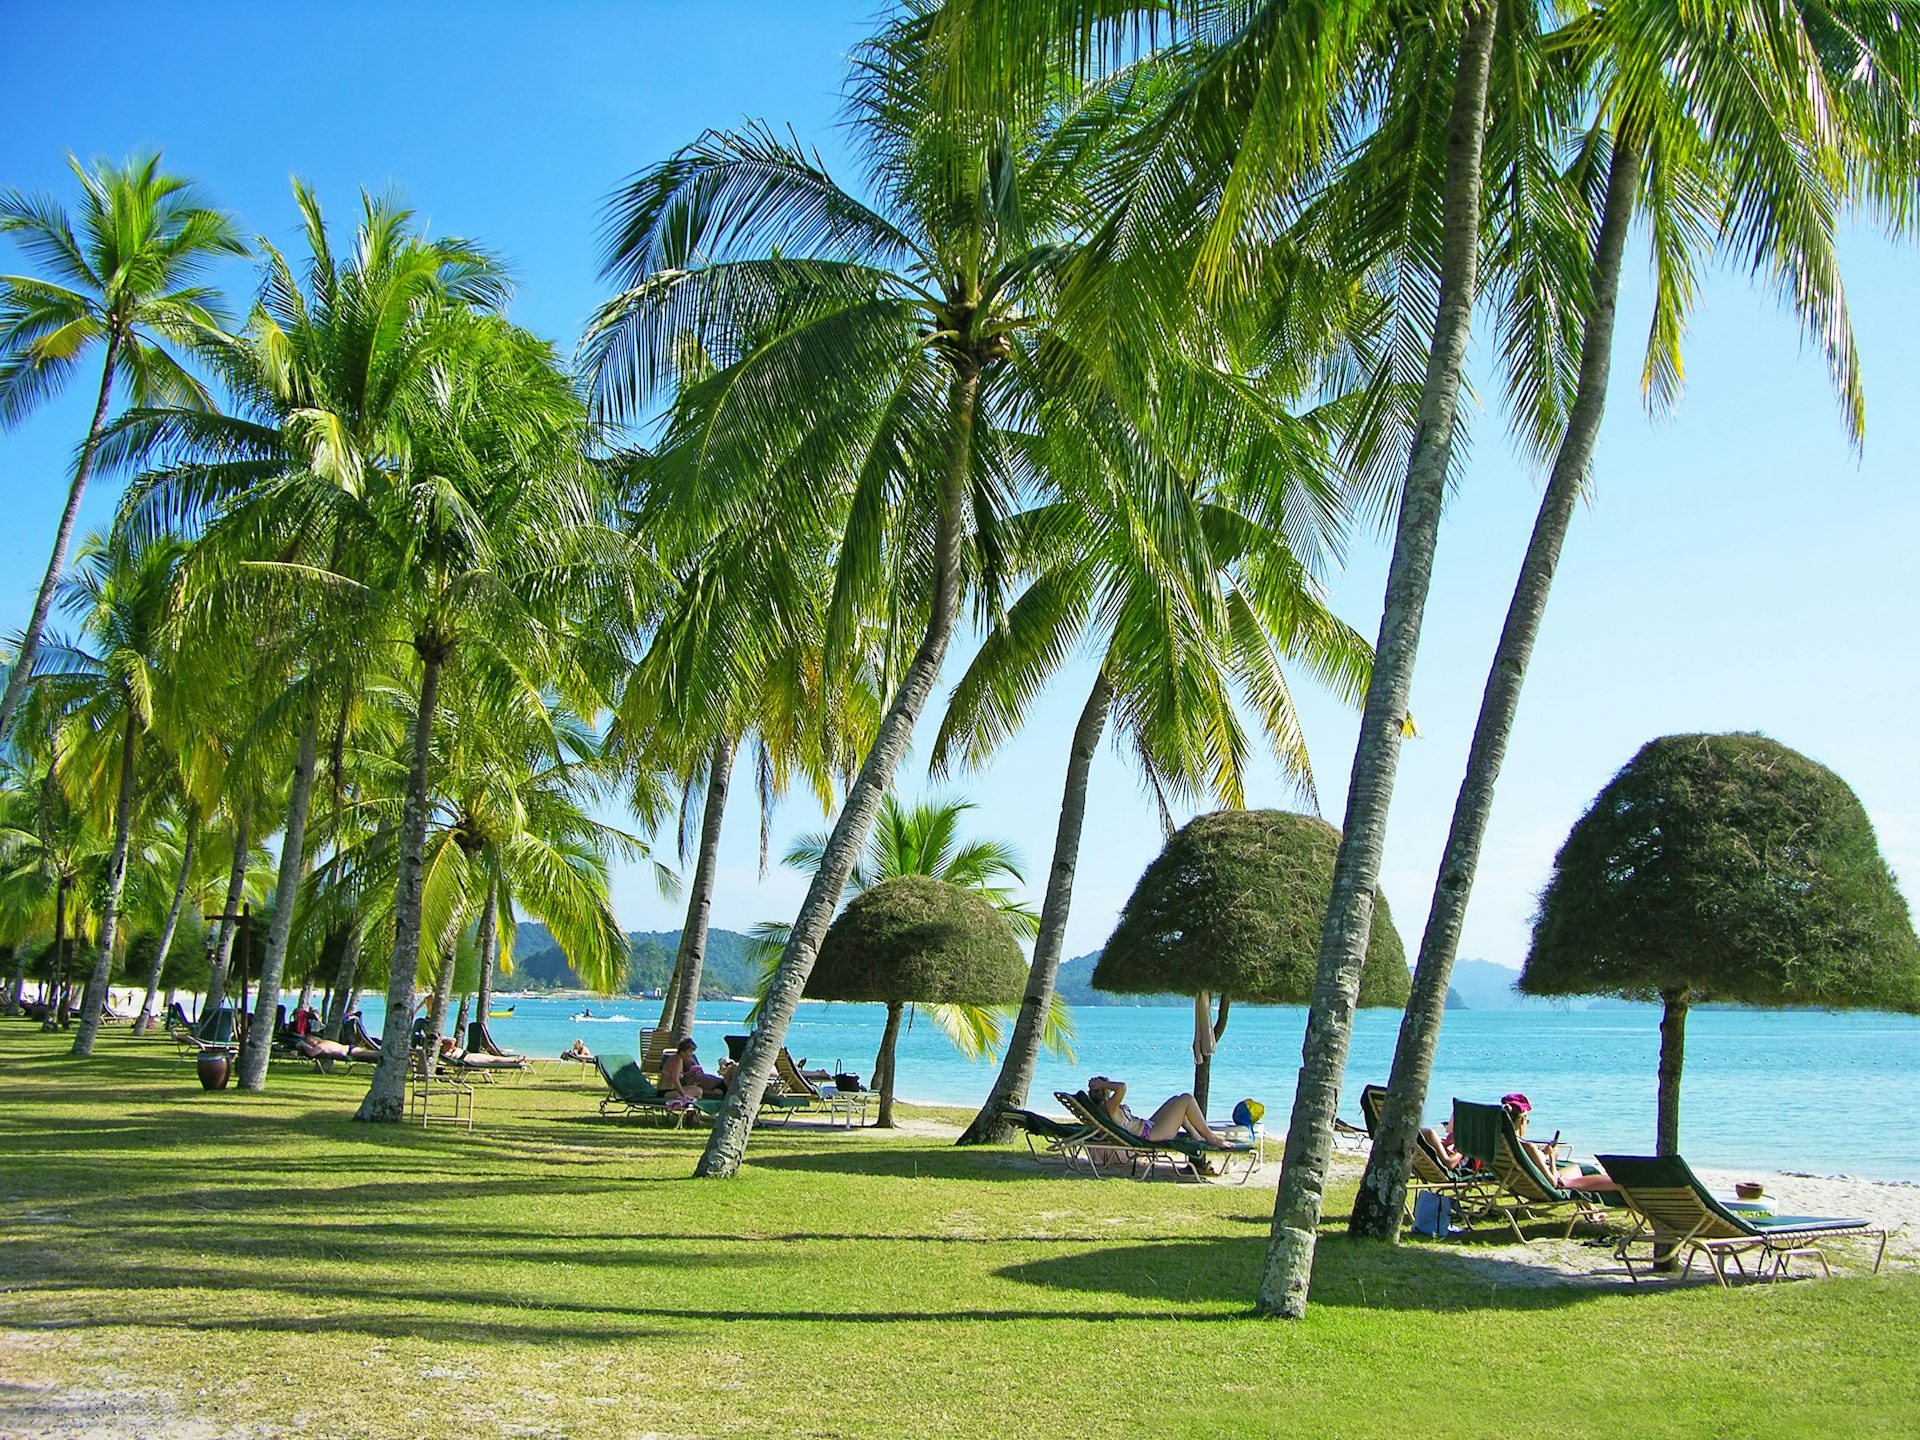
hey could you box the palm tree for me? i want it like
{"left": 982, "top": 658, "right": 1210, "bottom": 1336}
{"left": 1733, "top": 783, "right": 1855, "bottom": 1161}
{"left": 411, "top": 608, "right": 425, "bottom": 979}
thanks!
{"left": 587, "top": 0, "right": 1166, "bottom": 1179}
{"left": 294, "top": 315, "right": 624, "bottom": 1124}
{"left": 33, "top": 530, "right": 188, "bottom": 1056}
{"left": 946, "top": 414, "right": 1374, "bottom": 1145}
{"left": 0, "top": 153, "right": 242, "bottom": 746}
{"left": 1348, "top": 0, "right": 1916, "bottom": 1241}
{"left": 755, "top": 792, "right": 1044, "bottom": 1127}
{"left": 109, "top": 185, "right": 537, "bottom": 1099}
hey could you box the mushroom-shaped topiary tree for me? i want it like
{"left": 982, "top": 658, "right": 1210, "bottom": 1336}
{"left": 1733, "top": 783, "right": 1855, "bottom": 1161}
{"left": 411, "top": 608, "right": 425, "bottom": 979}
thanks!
{"left": 809, "top": 874, "right": 1028, "bottom": 1126}
{"left": 1096, "top": 810, "right": 1410, "bottom": 1110}
{"left": 1522, "top": 733, "right": 1920, "bottom": 1155}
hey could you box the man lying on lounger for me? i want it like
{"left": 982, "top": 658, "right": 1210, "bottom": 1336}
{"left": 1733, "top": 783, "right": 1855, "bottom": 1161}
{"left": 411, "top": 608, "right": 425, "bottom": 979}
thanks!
{"left": 293, "top": 1035, "right": 380, "bottom": 1064}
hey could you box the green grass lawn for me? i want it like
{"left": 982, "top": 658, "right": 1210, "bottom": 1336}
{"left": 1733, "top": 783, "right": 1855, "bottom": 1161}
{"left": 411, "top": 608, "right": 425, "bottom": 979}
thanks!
{"left": 2, "top": 1024, "right": 1914, "bottom": 1439}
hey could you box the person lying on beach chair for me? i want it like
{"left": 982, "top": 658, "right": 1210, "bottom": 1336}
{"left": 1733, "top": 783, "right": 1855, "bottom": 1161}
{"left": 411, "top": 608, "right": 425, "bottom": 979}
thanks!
{"left": 1501, "top": 1093, "right": 1616, "bottom": 1194}
{"left": 1088, "top": 1075, "right": 1232, "bottom": 1148}
{"left": 293, "top": 1034, "right": 381, "bottom": 1068}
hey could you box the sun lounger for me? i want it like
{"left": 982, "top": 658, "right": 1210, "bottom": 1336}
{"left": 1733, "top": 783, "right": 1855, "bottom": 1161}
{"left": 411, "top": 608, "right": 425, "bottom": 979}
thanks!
{"left": 1055, "top": 1090, "right": 1258, "bottom": 1183}
{"left": 1359, "top": 1084, "right": 1500, "bottom": 1232}
{"left": 340, "top": 1015, "right": 382, "bottom": 1053}
{"left": 438, "top": 1048, "right": 527, "bottom": 1083}
{"left": 595, "top": 1053, "right": 719, "bottom": 1126}
{"left": 291, "top": 1035, "right": 381, "bottom": 1073}
{"left": 773, "top": 1046, "right": 872, "bottom": 1126}
{"left": 1007, "top": 1108, "right": 1091, "bottom": 1165}
{"left": 467, "top": 1018, "right": 529, "bottom": 1065}
{"left": 1597, "top": 1154, "right": 1888, "bottom": 1285}
{"left": 1452, "top": 1100, "right": 1611, "bottom": 1242}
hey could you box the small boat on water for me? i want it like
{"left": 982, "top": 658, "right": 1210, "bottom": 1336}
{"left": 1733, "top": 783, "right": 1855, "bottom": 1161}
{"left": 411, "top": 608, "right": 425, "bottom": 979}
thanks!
{"left": 489, "top": 1007, "right": 515, "bottom": 1017}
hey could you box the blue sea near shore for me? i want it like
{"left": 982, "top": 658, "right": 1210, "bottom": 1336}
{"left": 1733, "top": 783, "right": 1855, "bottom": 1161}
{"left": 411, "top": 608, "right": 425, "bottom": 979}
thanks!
{"left": 363, "top": 995, "right": 1920, "bottom": 1182}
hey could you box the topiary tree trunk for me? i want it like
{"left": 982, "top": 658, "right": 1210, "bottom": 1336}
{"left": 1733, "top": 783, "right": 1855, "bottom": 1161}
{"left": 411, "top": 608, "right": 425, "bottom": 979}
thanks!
{"left": 1657, "top": 988, "right": 1687, "bottom": 1156}
{"left": 873, "top": 1000, "right": 905, "bottom": 1128}
{"left": 1192, "top": 993, "right": 1230, "bottom": 1113}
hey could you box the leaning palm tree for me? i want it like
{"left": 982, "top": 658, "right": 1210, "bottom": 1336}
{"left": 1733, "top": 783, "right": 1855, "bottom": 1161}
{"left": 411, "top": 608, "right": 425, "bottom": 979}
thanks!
{"left": 33, "top": 529, "right": 189, "bottom": 1056}
{"left": 0, "top": 152, "right": 242, "bottom": 746}
{"left": 1348, "top": 0, "right": 1916, "bottom": 1242}
{"left": 587, "top": 0, "right": 1168, "bottom": 1179}
{"left": 946, "top": 415, "right": 1373, "bottom": 1145}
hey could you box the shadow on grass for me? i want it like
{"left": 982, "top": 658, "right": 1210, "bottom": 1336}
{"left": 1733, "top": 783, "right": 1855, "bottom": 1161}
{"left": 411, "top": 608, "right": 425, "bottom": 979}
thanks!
{"left": 747, "top": 1144, "right": 1066, "bottom": 1183}
{"left": 998, "top": 1235, "right": 1609, "bottom": 1313}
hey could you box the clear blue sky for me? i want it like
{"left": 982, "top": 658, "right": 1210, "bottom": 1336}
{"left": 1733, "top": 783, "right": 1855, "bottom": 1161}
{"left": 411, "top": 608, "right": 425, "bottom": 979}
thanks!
{"left": 7, "top": 2, "right": 1917, "bottom": 972}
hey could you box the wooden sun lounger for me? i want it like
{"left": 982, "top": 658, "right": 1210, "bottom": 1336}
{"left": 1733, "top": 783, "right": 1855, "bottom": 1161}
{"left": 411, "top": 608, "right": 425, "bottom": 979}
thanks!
{"left": 1452, "top": 1100, "right": 1612, "bottom": 1243}
{"left": 1598, "top": 1154, "right": 1888, "bottom": 1285}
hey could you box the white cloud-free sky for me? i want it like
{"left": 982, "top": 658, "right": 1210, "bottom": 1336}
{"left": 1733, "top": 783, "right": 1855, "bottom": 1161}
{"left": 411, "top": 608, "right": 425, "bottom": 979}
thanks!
{"left": 8, "top": 2, "right": 1916, "bottom": 969}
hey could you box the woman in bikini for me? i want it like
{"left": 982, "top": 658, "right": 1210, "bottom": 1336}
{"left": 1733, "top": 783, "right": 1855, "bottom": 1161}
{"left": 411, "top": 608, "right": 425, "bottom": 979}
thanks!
{"left": 1088, "top": 1075, "right": 1229, "bottom": 1147}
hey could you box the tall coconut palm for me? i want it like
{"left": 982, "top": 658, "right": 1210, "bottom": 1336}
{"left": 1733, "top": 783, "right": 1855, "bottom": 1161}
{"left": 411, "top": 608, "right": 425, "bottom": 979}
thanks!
{"left": 32, "top": 530, "right": 188, "bottom": 1055}
{"left": 110, "top": 184, "right": 524, "bottom": 1097}
{"left": 0, "top": 153, "right": 242, "bottom": 746}
{"left": 587, "top": 0, "right": 1169, "bottom": 1179}
{"left": 283, "top": 316, "right": 625, "bottom": 1124}
{"left": 946, "top": 400, "right": 1374, "bottom": 1144}
{"left": 1347, "top": 0, "right": 1914, "bottom": 1242}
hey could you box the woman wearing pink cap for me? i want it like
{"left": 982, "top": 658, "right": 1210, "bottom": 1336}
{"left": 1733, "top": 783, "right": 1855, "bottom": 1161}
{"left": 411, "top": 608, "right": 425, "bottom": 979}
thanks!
{"left": 1502, "top": 1093, "right": 1616, "bottom": 1194}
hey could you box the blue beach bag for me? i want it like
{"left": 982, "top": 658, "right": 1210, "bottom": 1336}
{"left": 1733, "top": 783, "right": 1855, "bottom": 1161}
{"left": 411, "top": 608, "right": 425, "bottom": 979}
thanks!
{"left": 1411, "top": 1190, "right": 1455, "bottom": 1237}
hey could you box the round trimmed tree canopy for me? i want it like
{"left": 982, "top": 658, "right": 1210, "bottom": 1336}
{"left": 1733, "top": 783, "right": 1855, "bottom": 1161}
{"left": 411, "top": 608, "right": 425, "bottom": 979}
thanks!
{"left": 1094, "top": 809, "right": 1409, "bottom": 1006}
{"left": 1521, "top": 733, "right": 1920, "bottom": 1011}
{"left": 808, "top": 874, "right": 1027, "bottom": 1006}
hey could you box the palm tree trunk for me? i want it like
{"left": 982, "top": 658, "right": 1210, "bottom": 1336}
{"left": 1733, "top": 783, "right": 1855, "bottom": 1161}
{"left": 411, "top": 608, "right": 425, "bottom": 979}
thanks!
{"left": 0, "top": 333, "right": 122, "bottom": 748}
{"left": 356, "top": 644, "right": 446, "bottom": 1122}
{"left": 238, "top": 706, "right": 321, "bottom": 1090}
{"left": 1259, "top": 0, "right": 1498, "bottom": 1319}
{"left": 666, "top": 736, "right": 735, "bottom": 1043}
{"left": 204, "top": 809, "right": 252, "bottom": 1012}
{"left": 5, "top": 946, "right": 24, "bottom": 1013}
{"left": 72, "top": 709, "right": 139, "bottom": 1057}
{"left": 698, "top": 364, "right": 981, "bottom": 1177}
{"left": 1657, "top": 988, "right": 1687, "bottom": 1156}
{"left": 136, "top": 806, "right": 201, "bottom": 1035}
{"left": 470, "top": 875, "right": 498, "bottom": 1049}
{"left": 873, "top": 1000, "right": 905, "bottom": 1128}
{"left": 958, "top": 674, "right": 1113, "bottom": 1146}
{"left": 1350, "top": 135, "right": 1642, "bottom": 1242}
{"left": 323, "top": 927, "right": 362, "bottom": 1041}
{"left": 42, "top": 877, "right": 67, "bottom": 1032}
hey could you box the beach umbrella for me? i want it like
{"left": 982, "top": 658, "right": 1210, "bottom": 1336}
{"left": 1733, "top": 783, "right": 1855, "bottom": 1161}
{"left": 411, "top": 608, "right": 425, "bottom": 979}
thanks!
{"left": 808, "top": 875, "right": 1027, "bottom": 1128}
{"left": 1522, "top": 733, "right": 1920, "bottom": 1157}
{"left": 1095, "top": 810, "right": 1410, "bottom": 1111}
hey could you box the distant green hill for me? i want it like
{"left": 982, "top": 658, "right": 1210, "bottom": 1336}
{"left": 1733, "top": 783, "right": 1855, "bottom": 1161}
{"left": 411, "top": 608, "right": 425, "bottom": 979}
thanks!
{"left": 505, "top": 924, "right": 764, "bottom": 997}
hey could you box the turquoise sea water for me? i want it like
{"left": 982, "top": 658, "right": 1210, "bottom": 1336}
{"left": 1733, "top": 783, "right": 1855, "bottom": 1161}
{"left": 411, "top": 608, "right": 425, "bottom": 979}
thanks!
{"left": 369, "top": 996, "right": 1920, "bottom": 1182}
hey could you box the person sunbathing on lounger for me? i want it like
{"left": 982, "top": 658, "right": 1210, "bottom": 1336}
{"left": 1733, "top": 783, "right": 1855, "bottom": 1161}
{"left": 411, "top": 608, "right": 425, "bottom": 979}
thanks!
{"left": 295, "top": 1035, "right": 377, "bottom": 1063}
{"left": 1502, "top": 1093, "right": 1616, "bottom": 1193}
{"left": 1088, "top": 1075, "right": 1229, "bottom": 1147}
{"left": 660, "top": 1038, "right": 731, "bottom": 1099}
